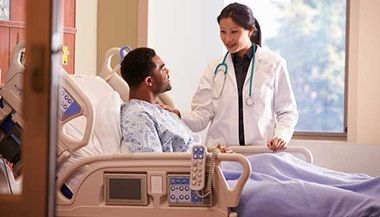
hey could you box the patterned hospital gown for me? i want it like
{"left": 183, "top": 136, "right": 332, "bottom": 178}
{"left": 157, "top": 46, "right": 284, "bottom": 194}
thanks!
{"left": 120, "top": 99, "right": 200, "bottom": 153}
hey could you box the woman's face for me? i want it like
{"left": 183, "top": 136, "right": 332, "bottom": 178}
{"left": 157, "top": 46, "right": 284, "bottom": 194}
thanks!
{"left": 219, "top": 17, "right": 253, "bottom": 55}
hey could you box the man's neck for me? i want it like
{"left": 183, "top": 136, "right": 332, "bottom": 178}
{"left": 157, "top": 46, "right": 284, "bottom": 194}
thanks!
{"left": 129, "top": 89, "right": 156, "bottom": 104}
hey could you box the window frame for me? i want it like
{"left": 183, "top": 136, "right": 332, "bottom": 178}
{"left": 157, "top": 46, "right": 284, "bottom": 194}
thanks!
{"left": 290, "top": 0, "right": 350, "bottom": 140}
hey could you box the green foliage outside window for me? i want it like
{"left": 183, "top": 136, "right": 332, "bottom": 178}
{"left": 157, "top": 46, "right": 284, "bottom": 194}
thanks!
{"left": 266, "top": 0, "right": 346, "bottom": 133}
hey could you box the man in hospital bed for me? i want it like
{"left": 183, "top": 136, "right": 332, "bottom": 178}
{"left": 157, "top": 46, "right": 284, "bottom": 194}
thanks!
{"left": 119, "top": 47, "right": 199, "bottom": 153}
{"left": 119, "top": 47, "right": 380, "bottom": 216}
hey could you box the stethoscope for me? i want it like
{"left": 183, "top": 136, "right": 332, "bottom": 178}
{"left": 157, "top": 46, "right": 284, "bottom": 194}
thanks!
{"left": 211, "top": 44, "right": 257, "bottom": 106}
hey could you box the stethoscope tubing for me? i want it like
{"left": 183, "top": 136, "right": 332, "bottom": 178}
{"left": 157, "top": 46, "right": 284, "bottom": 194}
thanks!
{"left": 211, "top": 44, "right": 257, "bottom": 106}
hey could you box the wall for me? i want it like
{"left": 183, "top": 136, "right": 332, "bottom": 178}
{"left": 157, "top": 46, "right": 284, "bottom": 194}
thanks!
{"left": 147, "top": 0, "right": 224, "bottom": 111}
{"left": 290, "top": 140, "right": 380, "bottom": 176}
{"left": 347, "top": 0, "right": 380, "bottom": 144}
{"left": 75, "top": 0, "right": 98, "bottom": 75}
{"left": 75, "top": 0, "right": 139, "bottom": 74}
{"left": 97, "top": 0, "right": 138, "bottom": 72}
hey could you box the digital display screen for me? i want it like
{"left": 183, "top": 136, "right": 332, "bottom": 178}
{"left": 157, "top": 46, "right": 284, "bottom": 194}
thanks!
{"left": 109, "top": 178, "right": 141, "bottom": 200}
{"left": 105, "top": 173, "right": 147, "bottom": 205}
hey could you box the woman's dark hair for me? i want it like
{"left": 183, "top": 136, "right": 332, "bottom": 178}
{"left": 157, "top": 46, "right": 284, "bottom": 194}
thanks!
{"left": 217, "top": 2, "right": 262, "bottom": 46}
{"left": 120, "top": 47, "right": 156, "bottom": 89}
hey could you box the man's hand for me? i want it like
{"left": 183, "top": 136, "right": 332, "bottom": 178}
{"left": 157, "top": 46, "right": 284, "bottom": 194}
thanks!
{"left": 267, "top": 137, "right": 287, "bottom": 152}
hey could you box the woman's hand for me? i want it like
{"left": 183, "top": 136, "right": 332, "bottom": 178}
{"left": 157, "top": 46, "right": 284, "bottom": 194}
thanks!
{"left": 214, "top": 144, "right": 234, "bottom": 153}
{"left": 207, "top": 144, "right": 233, "bottom": 153}
{"left": 267, "top": 137, "right": 287, "bottom": 152}
{"left": 159, "top": 104, "right": 181, "bottom": 118}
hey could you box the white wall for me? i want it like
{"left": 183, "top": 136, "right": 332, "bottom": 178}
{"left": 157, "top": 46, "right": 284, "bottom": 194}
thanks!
{"left": 75, "top": 0, "right": 98, "bottom": 75}
{"left": 147, "top": 0, "right": 224, "bottom": 111}
{"left": 347, "top": 0, "right": 380, "bottom": 144}
{"left": 290, "top": 140, "right": 380, "bottom": 176}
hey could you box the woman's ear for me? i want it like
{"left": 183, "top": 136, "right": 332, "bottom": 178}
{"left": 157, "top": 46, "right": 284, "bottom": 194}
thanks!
{"left": 144, "top": 76, "right": 153, "bottom": 87}
{"left": 248, "top": 27, "right": 254, "bottom": 38}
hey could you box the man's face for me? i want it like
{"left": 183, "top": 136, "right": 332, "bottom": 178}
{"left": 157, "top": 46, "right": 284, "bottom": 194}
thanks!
{"left": 151, "top": 55, "right": 172, "bottom": 93}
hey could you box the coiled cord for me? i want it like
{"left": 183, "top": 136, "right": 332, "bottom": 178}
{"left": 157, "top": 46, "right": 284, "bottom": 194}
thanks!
{"left": 196, "top": 150, "right": 219, "bottom": 198}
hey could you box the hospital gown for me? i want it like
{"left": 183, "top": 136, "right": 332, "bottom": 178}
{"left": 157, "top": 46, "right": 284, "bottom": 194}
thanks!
{"left": 120, "top": 99, "right": 200, "bottom": 153}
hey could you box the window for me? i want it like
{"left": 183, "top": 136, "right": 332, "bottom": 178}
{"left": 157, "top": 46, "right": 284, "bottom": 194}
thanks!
{"left": 225, "top": 0, "right": 347, "bottom": 136}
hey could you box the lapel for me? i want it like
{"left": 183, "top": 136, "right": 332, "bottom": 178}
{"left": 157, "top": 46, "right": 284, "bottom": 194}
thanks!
{"left": 225, "top": 53, "right": 238, "bottom": 92}
{"left": 244, "top": 46, "right": 264, "bottom": 88}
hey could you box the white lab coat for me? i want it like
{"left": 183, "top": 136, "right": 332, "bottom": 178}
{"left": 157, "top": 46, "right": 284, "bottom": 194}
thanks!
{"left": 181, "top": 46, "right": 298, "bottom": 146}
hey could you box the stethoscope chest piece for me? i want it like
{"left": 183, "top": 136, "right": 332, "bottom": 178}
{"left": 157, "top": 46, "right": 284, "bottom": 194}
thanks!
{"left": 245, "top": 97, "right": 254, "bottom": 106}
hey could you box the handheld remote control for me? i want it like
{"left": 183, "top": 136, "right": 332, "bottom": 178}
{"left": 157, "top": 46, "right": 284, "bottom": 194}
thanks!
{"left": 190, "top": 145, "right": 207, "bottom": 191}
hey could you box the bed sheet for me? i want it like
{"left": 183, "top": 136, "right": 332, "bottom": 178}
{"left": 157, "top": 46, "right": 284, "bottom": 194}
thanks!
{"left": 222, "top": 152, "right": 380, "bottom": 217}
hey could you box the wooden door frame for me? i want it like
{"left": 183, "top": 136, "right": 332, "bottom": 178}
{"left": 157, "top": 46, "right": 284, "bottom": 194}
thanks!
{"left": 0, "top": 0, "right": 59, "bottom": 216}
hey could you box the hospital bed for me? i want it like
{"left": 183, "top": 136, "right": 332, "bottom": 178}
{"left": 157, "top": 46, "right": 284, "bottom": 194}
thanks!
{"left": 54, "top": 47, "right": 314, "bottom": 217}
{"left": 0, "top": 44, "right": 315, "bottom": 216}
{"left": 0, "top": 42, "right": 24, "bottom": 195}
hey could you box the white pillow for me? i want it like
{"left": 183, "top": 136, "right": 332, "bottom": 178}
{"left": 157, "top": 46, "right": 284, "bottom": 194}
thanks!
{"left": 57, "top": 75, "right": 122, "bottom": 188}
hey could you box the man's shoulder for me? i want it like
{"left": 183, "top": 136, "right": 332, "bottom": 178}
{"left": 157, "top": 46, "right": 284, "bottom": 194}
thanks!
{"left": 121, "top": 100, "right": 142, "bottom": 111}
{"left": 122, "top": 100, "right": 143, "bottom": 115}
{"left": 121, "top": 100, "right": 156, "bottom": 119}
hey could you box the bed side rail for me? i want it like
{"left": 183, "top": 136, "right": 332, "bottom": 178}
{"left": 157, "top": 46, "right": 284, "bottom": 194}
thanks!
{"left": 229, "top": 146, "right": 313, "bottom": 164}
{"left": 215, "top": 153, "right": 251, "bottom": 207}
{"left": 56, "top": 152, "right": 251, "bottom": 209}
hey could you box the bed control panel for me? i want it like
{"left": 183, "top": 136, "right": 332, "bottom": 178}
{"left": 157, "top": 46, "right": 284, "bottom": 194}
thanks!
{"left": 167, "top": 174, "right": 211, "bottom": 207}
{"left": 59, "top": 87, "right": 81, "bottom": 121}
{"left": 190, "top": 145, "right": 207, "bottom": 190}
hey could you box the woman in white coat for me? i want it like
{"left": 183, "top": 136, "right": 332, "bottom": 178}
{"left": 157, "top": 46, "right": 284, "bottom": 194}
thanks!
{"left": 167, "top": 3, "right": 298, "bottom": 151}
